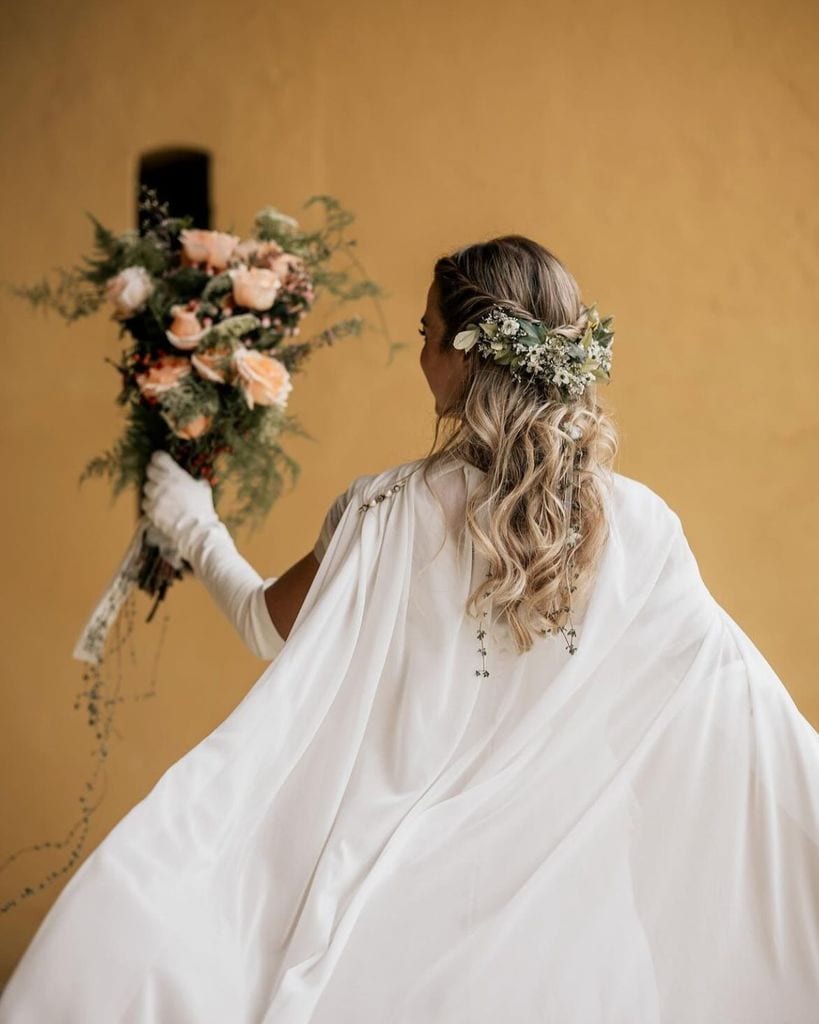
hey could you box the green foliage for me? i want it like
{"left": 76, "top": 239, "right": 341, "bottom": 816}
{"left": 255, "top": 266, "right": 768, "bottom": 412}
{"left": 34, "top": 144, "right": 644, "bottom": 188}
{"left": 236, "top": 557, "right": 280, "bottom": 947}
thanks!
{"left": 208, "top": 313, "right": 261, "bottom": 341}
{"left": 78, "top": 400, "right": 162, "bottom": 499}
{"left": 200, "top": 271, "right": 233, "bottom": 303}
{"left": 158, "top": 375, "right": 220, "bottom": 425}
{"left": 218, "top": 405, "right": 309, "bottom": 535}
{"left": 275, "top": 316, "right": 366, "bottom": 372}
{"left": 4, "top": 266, "right": 104, "bottom": 323}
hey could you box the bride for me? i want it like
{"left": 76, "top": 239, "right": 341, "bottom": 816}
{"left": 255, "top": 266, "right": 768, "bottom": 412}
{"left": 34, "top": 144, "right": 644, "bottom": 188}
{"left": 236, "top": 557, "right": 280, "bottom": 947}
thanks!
{"left": 1, "top": 235, "right": 817, "bottom": 1022}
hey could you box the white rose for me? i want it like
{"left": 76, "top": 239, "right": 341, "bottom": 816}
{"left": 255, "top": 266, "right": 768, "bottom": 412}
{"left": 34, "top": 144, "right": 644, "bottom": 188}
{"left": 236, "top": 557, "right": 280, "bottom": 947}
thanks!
{"left": 500, "top": 317, "right": 519, "bottom": 336}
{"left": 105, "top": 266, "right": 154, "bottom": 320}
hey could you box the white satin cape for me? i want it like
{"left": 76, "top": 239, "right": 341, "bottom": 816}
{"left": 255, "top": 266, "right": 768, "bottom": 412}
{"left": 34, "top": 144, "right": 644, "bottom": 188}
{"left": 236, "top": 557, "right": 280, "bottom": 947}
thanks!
{"left": 1, "top": 455, "right": 818, "bottom": 1022}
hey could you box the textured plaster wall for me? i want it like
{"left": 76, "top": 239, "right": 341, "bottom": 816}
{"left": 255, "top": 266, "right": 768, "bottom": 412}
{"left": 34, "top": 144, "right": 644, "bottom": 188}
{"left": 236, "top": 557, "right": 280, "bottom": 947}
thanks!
{"left": 0, "top": 0, "right": 817, "bottom": 981}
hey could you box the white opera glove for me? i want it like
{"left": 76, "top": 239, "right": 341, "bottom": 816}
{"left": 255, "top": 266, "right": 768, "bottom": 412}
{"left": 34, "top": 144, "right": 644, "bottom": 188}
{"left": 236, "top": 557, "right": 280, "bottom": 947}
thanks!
{"left": 141, "top": 450, "right": 285, "bottom": 661}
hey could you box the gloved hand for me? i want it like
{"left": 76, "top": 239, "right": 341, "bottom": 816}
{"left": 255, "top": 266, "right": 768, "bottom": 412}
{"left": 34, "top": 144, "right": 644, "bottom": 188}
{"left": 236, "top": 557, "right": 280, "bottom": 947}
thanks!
{"left": 141, "top": 450, "right": 286, "bottom": 661}
{"left": 142, "top": 450, "right": 220, "bottom": 565}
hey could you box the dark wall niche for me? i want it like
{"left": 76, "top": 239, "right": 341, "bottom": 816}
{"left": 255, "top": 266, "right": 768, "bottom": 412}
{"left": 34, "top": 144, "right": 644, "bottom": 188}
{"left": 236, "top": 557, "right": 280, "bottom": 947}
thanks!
{"left": 137, "top": 148, "right": 211, "bottom": 228}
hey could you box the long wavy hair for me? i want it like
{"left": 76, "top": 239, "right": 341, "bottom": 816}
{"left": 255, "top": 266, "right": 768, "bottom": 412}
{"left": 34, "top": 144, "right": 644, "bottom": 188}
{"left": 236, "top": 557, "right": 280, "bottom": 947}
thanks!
{"left": 419, "top": 234, "right": 620, "bottom": 655}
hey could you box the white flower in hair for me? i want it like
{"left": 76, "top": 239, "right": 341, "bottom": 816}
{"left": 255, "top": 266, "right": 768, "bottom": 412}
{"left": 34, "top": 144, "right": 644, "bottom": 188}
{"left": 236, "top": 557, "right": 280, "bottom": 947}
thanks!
{"left": 452, "top": 326, "right": 481, "bottom": 352}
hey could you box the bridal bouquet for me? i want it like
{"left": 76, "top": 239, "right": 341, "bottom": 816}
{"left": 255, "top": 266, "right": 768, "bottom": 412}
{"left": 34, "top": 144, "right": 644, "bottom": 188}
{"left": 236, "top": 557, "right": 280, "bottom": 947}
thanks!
{"left": 9, "top": 187, "right": 388, "bottom": 662}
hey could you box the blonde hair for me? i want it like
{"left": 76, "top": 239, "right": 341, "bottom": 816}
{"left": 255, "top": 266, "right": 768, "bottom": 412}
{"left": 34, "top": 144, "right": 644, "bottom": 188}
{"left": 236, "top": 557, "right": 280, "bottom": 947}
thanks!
{"left": 419, "top": 235, "right": 620, "bottom": 654}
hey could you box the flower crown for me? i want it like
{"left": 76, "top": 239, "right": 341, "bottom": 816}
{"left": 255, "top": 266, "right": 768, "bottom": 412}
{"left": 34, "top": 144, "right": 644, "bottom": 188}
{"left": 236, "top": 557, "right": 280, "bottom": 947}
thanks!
{"left": 452, "top": 302, "right": 615, "bottom": 401}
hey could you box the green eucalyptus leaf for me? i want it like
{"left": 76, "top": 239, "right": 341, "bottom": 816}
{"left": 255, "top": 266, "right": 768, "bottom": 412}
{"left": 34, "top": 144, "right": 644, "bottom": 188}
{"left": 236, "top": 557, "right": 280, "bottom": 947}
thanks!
{"left": 208, "top": 313, "right": 261, "bottom": 340}
{"left": 518, "top": 320, "right": 540, "bottom": 342}
{"left": 201, "top": 272, "right": 233, "bottom": 302}
{"left": 166, "top": 266, "right": 210, "bottom": 300}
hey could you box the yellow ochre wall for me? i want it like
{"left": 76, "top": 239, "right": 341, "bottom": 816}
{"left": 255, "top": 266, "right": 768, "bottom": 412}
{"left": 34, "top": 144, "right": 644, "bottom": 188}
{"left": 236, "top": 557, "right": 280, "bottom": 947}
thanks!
{"left": 1, "top": 0, "right": 817, "bottom": 982}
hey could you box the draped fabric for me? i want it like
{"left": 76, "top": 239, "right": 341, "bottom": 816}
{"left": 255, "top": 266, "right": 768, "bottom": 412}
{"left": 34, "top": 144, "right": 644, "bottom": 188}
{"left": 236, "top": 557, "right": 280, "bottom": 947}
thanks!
{"left": 1, "top": 455, "right": 818, "bottom": 1022}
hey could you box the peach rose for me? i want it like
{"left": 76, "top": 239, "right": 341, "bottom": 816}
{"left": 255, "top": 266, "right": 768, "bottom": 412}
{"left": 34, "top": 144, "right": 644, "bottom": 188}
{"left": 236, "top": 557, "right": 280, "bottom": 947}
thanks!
{"left": 228, "top": 266, "right": 281, "bottom": 311}
{"left": 160, "top": 410, "right": 213, "bottom": 440}
{"left": 180, "top": 229, "right": 240, "bottom": 272}
{"left": 232, "top": 347, "right": 292, "bottom": 409}
{"left": 191, "top": 342, "right": 233, "bottom": 384}
{"left": 135, "top": 354, "right": 192, "bottom": 400}
{"left": 165, "top": 304, "right": 210, "bottom": 350}
{"left": 268, "top": 251, "right": 306, "bottom": 283}
{"left": 105, "top": 266, "right": 154, "bottom": 320}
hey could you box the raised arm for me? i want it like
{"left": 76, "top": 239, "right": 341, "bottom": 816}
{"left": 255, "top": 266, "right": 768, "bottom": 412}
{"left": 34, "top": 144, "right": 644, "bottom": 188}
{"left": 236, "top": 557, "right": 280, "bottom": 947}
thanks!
{"left": 141, "top": 450, "right": 320, "bottom": 660}
{"left": 264, "top": 476, "right": 358, "bottom": 636}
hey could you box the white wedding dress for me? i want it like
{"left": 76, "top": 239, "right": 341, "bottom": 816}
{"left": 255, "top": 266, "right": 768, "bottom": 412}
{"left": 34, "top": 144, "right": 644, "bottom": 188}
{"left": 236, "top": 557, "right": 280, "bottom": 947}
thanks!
{"left": 1, "top": 454, "right": 818, "bottom": 1022}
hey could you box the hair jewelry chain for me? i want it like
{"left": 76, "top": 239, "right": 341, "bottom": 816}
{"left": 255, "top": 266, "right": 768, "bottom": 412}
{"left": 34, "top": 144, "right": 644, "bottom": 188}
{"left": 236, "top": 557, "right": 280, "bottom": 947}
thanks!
{"left": 551, "top": 431, "right": 583, "bottom": 654}
{"left": 453, "top": 302, "right": 614, "bottom": 402}
{"left": 476, "top": 572, "right": 491, "bottom": 680}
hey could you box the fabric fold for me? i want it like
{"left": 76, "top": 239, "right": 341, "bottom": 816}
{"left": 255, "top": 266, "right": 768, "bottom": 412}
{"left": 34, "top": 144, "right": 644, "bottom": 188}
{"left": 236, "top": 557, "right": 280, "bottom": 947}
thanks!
{"left": 1, "top": 456, "right": 817, "bottom": 1023}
